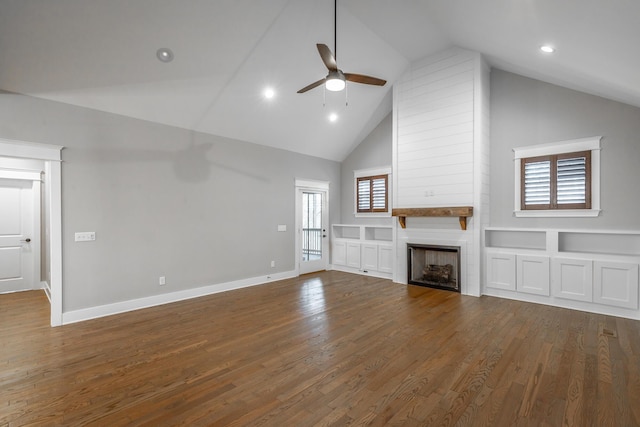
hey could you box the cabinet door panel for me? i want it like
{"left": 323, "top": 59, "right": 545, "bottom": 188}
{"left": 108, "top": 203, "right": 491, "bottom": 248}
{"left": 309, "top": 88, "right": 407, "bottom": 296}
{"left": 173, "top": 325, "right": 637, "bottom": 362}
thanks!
{"left": 594, "top": 261, "right": 638, "bottom": 309}
{"left": 552, "top": 258, "right": 593, "bottom": 302}
{"left": 486, "top": 252, "right": 516, "bottom": 291}
{"left": 332, "top": 241, "right": 347, "bottom": 266}
{"left": 517, "top": 255, "right": 550, "bottom": 296}
{"left": 361, "top": 244, "right": 378, "bottom": 271}
{"left": 378, "top": 245, "right": 393, "bottom": 274}
{"left": 346, "top": 243, "right": 361, "bottom": 269}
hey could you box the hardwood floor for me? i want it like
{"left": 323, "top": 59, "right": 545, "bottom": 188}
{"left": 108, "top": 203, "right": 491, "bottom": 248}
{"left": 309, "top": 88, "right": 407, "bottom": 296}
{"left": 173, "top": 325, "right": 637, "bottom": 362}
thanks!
{"left": 1, "top": 271, "right": 639, "bottom": 426}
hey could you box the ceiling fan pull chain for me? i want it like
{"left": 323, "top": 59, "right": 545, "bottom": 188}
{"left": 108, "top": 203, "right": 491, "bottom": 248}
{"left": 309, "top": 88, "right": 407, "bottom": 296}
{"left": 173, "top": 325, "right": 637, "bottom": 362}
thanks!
{"left": 323, "top": 84, "right": 326, "bottom": 107}
{"left": 345, "top": 81, "right": 349, "bottom": 106}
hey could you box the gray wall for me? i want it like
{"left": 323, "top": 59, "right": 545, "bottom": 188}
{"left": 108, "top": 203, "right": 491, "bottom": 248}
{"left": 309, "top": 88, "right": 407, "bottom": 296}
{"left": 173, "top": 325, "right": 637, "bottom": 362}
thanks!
{"left": 490, "top": 69, "right": 640, "bottom": 229}
{"left": 340, "top": 112, "right": 392, "bottom": 225}
{"left": 0, "top": 91, "right": 341, "bottom": 311}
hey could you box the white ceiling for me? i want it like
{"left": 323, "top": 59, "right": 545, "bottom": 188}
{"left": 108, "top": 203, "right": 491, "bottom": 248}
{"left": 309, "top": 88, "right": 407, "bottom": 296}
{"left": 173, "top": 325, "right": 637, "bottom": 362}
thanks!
{"left": 0, "top": 0, "right": 638, "bottom": 161}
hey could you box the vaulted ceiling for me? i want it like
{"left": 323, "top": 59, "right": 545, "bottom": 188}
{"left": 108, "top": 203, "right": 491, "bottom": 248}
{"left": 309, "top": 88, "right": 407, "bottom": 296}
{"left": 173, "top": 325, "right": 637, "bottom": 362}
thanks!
{"left": 0, "top": 0, "right": 638, "bottom": 161}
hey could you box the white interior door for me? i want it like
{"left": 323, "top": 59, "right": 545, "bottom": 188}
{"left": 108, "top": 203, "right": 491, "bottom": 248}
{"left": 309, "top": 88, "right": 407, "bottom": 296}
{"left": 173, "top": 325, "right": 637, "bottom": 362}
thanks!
{"left": 0, "top": 178, "right": 36, "bottom": 293}
{"left": 297, "top": 186, "right": 329, "bottom": 275}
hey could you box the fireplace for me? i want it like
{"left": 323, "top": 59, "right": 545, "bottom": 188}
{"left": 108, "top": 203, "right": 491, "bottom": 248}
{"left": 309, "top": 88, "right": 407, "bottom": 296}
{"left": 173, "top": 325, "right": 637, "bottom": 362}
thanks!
{"left": 407, "top": 244, "right": 461, "bottom": 292}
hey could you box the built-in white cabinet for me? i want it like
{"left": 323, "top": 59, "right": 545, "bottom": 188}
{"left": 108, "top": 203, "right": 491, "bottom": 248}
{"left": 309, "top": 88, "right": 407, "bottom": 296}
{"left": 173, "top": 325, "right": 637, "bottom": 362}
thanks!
{"left": 484, "top": 228, "right": 640, "bottom": 318}
{"left": 331, "top": 240, "right": 362, "bottom": 269}
{"left": 552, "top": 258, "right": 593, "bottom": 302}
{"left": 517, "top": 255, "right": 550, "bottom": 296}
{"left": 361, "top": 244, "right": 378, "bottom": 271}
{"left": 331, "top": 224, "right": 393, "bottom": 279}
{"left": 346, "top": 242, "right": 362, "bottom": 269}
{"left": 332, "top": 241, "right": 347, "bottom": 266}
{"left": 486, "top": 252, "right": 516, "bottom": 291}
{"left": 487, "top": 252, "right": 551, "bottom": 295}
{"left": 593, "top": 261, "right": 639, "bottom": 309}
{"left": 378, "top": 245, "right": 393, "bottom": 274}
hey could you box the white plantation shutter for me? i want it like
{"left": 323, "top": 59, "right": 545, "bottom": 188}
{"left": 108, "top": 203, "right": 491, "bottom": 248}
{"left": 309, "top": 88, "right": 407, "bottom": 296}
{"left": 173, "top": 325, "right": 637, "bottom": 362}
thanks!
{"left": 557, "top": 155, "right": 587, "bottom": 205}
{"left": 358, "top": 179, "right": 371, "bottom": 211}
{"left": 524, "top": 160, "right": 551, "bottom": 206}
{"left": 357, "top": 175, "right": 388, "bottom": 213}
{"left": 371, "top": 177, "right": 387, "bottom": 210}
{"left": 521, "top": 151, "right": 590, "bottom": 210}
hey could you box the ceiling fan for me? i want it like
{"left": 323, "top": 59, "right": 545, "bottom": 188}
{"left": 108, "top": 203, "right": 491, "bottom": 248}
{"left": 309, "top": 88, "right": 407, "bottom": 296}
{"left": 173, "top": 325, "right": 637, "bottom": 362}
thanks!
{"left": 297, "top": 0, "right": 386, "bottom": 94}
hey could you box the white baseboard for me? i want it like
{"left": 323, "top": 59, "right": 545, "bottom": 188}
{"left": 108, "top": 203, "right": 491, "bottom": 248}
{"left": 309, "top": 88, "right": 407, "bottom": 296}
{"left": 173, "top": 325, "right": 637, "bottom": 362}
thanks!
{"left": 41, "top": 281, "right": 51, "bottom": 302}
{"left": 61, "top": 270, "right": 297, "bottom": 325}
{"left": 482, "top": 287, "right": 640, "bottom": 321}
{"left": 329, "top": 264, "right": 393, "bottom": 280}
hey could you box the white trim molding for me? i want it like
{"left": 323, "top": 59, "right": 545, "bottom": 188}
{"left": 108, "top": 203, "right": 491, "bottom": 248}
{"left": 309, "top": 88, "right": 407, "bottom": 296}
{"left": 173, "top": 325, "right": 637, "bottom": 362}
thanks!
{"left": 513, "top": 136, "right": 601, "bottom": 159}
{"left": 0, "top": 138, "right": 63, "bottom": 161}
{"left": 62, "top": 270, "right": 297, "bottom": 324}
{"left": 354, "top": 166, "right": 392, "bottom": 178}
{"left": 294, "top": 178, "right": 329, "bottom": 190}
{"left": 0, "top": 169, "right": 42, "bottom": 181}
{"left": 513, "top": 136, "right": 601, "bottom": 218}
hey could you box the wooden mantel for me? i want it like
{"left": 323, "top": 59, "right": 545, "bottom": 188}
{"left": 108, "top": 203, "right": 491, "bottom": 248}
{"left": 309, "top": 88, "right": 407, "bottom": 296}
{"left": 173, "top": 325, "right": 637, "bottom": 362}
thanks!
{"left": 392, "top": 207, "right": 474, "bottom": 230}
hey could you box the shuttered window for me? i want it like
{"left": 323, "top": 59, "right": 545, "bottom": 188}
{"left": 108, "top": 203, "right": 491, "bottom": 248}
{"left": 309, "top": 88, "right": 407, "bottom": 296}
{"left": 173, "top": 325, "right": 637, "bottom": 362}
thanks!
{"left": 521, "top": 151, "right": 591, "bottom": 210}
{"left": 523, "top": 159, "right": 551, "bottom": 207}
{"left": 357, "top": 175, "right": 388, "bottom": 213}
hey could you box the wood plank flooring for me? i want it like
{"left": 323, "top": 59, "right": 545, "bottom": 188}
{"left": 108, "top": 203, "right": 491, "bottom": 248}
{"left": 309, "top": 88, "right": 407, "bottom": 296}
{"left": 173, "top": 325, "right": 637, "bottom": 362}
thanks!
{"left": 1, "top": 271, "right": 639, "bottom": 426}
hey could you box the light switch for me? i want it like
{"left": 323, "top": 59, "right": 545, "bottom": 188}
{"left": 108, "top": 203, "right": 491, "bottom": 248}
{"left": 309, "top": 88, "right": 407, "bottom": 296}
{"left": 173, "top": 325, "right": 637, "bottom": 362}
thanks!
{"left": 75, "top": 232, "right": 96, "bottom": 242}
{"left": 277, "top": 225, "right": 287, "bottom": 232}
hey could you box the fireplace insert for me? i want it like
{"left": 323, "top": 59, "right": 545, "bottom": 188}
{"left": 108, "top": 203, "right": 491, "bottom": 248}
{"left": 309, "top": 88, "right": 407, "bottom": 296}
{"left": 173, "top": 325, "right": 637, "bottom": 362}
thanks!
{"left": 407, "top": 244, "right": 461, "bottom": 292}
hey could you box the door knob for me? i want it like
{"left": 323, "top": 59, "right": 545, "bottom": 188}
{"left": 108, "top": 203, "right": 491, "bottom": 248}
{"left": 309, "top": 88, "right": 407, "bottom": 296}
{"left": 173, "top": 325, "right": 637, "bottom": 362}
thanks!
{"left": 20, "top": 238, "right": 31, "bottom": 243}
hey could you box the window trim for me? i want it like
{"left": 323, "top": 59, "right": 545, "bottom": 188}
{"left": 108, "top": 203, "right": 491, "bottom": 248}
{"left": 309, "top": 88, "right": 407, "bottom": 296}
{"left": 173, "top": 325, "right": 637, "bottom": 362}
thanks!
{"left": 513, "top": 137, "right": 601, "bottom": 218}
{"left": 354, "top": 166, "right": 391, "bottom": 217}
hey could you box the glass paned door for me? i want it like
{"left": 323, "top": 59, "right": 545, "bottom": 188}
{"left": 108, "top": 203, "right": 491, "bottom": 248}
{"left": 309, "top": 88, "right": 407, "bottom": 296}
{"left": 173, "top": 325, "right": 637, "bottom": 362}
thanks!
{"left": 299, "top": 189, "right": 328, "bottom": 274}
{"left": 302, "top": 192, "right": 323, "bottom": 261}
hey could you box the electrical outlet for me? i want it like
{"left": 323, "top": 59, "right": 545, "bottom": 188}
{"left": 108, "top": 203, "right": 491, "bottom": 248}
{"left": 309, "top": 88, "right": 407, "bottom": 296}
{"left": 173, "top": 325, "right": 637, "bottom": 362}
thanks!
{"left": 159, "top": 276, "right": 166, "bottom": 286}
{"left": 75, "top": 232, "right": 96, "bottom": 242}
{"left": 271, "top": 261, "right": 275, "bottom": 268}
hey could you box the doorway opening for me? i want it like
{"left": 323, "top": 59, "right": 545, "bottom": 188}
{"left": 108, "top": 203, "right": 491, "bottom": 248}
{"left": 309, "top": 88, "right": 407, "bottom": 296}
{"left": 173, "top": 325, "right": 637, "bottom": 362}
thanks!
{"left": 0, "top": 138, "right": 63, "bottom": 326}
{"left": 295, "top": 180, "right": 329, "bottom": 275}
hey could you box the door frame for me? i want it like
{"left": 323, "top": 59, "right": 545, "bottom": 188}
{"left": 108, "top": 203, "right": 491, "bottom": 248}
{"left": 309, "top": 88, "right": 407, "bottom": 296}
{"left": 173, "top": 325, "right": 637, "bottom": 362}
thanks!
{"left": 0, "top": 138, "right": 63, "bottom": 326}
{"left": 294, "top": 179, "right": 329, "bottom": 275}
{"left": 0, "top": 171, "right": 41, "bottom": 292}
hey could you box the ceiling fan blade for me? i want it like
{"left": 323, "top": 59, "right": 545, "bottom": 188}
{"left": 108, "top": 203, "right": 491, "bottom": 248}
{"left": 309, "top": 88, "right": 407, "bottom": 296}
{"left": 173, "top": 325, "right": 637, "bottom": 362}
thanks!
{"left": 344, "top": 73, "right": 387, "bottom": 86}
{"left": 317, "top": 44, "right": 338, "bottom": 71}
{"left": 297, "top": 78, "right": 326, "bottom": 94}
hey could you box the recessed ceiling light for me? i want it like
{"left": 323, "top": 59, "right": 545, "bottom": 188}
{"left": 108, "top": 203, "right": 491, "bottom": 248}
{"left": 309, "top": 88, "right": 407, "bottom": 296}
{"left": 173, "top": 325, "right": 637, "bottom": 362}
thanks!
{"left": 328, "top": 113, "right": 338, "bottom": 122}
{"left": 156, "top": 48, "right": 174, "bottom": 63}
{"left": 264, "top": 88, "right": 275, "bottom": 99}
{"left": 540, "top": 45, "right": 555, "bottom": 53}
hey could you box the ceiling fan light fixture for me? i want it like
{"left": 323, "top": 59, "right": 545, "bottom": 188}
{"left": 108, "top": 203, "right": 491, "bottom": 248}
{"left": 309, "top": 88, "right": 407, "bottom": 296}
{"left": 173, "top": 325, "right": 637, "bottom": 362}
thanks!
{"left": 325, "top": 70, "right": 346, "bottom": 91}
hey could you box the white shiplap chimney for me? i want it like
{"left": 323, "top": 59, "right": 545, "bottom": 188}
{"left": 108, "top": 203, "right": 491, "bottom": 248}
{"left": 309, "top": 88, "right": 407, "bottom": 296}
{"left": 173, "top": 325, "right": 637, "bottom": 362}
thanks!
{"left": 392, "top": 47, "right": 490, "bottom": 296}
